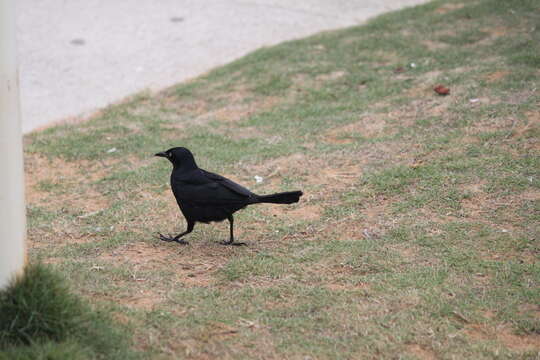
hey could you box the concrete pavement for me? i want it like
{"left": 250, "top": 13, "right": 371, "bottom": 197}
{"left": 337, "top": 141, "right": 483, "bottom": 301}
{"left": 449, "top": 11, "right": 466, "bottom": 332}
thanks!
{"left": 17, "top": 0, "right": 428, "bottom": 133}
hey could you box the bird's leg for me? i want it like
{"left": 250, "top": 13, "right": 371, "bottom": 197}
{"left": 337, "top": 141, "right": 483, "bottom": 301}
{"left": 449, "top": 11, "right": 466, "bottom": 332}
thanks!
{"left": 221, "top": 215, "right": 246, "bottom": 246}
{"left": 158, "top": 221, "right": 194, "bottom": 245}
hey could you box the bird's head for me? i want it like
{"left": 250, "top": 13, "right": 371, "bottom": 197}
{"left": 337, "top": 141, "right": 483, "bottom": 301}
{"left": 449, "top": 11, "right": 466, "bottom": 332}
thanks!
{"left": 155, "top": 147, "right": 197, "bottom": 169}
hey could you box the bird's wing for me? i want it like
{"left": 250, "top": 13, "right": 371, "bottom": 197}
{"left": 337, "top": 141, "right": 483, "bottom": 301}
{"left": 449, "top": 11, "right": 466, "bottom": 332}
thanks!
{"left": 171, "top": 169, "right": 253, "bottom": 206}
{"left": 200, "top": 169, "right": 254, "bottom": 197}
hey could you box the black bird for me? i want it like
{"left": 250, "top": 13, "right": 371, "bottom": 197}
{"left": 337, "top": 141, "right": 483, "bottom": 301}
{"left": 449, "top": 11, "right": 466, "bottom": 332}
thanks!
{"left": 155, "top": 147, "right": 303, "bottom": 245}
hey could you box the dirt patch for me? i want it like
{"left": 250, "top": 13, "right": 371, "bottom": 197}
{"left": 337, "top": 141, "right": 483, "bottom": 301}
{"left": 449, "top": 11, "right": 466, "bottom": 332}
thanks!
{"left": 464, "top": 323, "right": 489, "bottom": 341}
{"left": 465, "top": 323, "right": 540, "bottom": 352}
{"left": 435, "top": 3, "right": 465, "bottom": 14}
{"left": 122, "top": 290, "right": 164, "bottom": 311}
{"left": 179, "top": 268, "right": 216, "bottom": 287}
{"left": 86, "top": 237, "right": 271, "bottom": 310}
{"left": 390, "top": 97, "right": 455, "bottom": 129}
{"left": 374, "top": 50, "right": 401, "bottom": 65}
{"left": 245, "top": 153, "right": 361, "bottom": 191}
{"left": 25, "top": 155, "right": 77, "bottom": 203}
{"left": 265, "top": 204, "right": 322, "bottom": 222}
{"left": 335, "top": 220, "right": 368, "bottom": 241}
{"left": 461, "top": 181, "right": 487, "bottom": 195}
{"left": 291, "top": 73, "right": 309, "bottom": 87}
{"left": 526, "top": 110, "right": 540, "bottom": 124}
{"left": 484, "top": 249, "right": 538, "bottom": 265}
{"left": 468, "top": 115, "right": 515, "bottom": 136}
{"left": 288, "top": 204, "right": 323, "bottom": 221}
{"left": 324, "top": 136, "right": 354, "bottom": 145}
{"left": 325, "top": 115, "right": 387, "bottom": 143}
{"left": 418, "top": 70, "right": 443, "bottom": 83}
{"left": 220, "top": 84, "right": 251, "bottom": 103}
{"left": 195, "top": 96, "right": 281, "bottom": 124}
{"left": 484, "top": 70, "right": 510, "bottom": 83}
{"left": 461, "top": 185, "right": 539, "bottom": 233}
{"left": 25, "top": 154, "right": 110, "bottom": 213}
{"left": 389, "top": 244, "right": 419, "bottom": 262}
{"left": 519, "top": 190, "right": 540, "bottom": 202}
{"left": 499, "top": 329, "right": 540, "bottom": 352}
{"left": 460, "top": 188, "right": 498, "bottom": 224}
{"left": 160, "top": 93, "right": 209, "bottom": 117}
{"left": 159, "top": 83, "right": 278, "bottom": 126}
{"left": 422, "top": 40, "right": 449, "bottom": 50}
{"left": 405, "top": 344, "right": 437, "bottom": 360}
{"left": 291, "top": 71, "right": 351, "bottom": 96}
{"left": 98, "top": 241, "right": 253, "bottom": 289}
{"left": 363, "top": 200, "right": 391, "bottom": 228}
{"left": 331, "top": 196, "right": 395, "bottom": 242}
{"left": 99, "top": 241, "right": 174, "bottom": 269}
{"left": 506, "top": 89, "right": 535, "bottom": 105}
{"left": 406, "top": 69, "right": 469, "bottom": 102}
{"left": 514, "top": 110, "right": 540, "bottom": 143}
{"left": 519, "top": 304, "right": 540, "bottom": 319}
{"left": 485, "top": 26, "right": 510, "bottom": 38}
{"left": 317, "top": 164, "right": 362, "bottom": 188}
{"left": 316, "top": 71, "right": 346, "bottom": 82}
{"left": 325, "top": 282, "right": 369, "bottom": 291}
{"left": 225, "top": 126, "right": 268, "bottom": 140}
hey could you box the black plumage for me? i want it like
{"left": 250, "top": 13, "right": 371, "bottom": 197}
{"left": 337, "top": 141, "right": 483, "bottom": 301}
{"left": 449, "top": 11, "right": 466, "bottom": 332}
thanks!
{"left": 155, "top": 147, "right": 302, "bottom": 245}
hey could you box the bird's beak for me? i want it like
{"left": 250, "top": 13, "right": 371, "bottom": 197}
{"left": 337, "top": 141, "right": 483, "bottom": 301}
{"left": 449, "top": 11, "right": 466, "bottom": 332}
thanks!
{"left": 155, "top": 152, "right": 168, "bottom": 158}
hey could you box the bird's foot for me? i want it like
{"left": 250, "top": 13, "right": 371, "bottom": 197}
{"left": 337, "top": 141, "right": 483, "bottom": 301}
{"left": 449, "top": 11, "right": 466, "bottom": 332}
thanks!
{"left": 220, "top": 240, "right": 247, "bottom": 246}
{"left": 157, "top": 232, "right": 174, "bottom": 242}
{"left": 157, "top": 233, "right": 189, "bottom": 245}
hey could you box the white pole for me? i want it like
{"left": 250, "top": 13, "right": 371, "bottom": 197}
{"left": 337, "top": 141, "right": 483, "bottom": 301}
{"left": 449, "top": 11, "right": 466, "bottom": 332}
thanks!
{"left": 0, "top": 0, "right": 26, "bottom": 289}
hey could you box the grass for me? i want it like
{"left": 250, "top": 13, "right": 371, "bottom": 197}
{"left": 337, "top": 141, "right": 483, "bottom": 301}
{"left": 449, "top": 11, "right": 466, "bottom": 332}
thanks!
{"left": 0, "top": 264, "right": 137, "bottom": 360}
{"left": 22, "top": 0, "right": 539, "bottom": 358}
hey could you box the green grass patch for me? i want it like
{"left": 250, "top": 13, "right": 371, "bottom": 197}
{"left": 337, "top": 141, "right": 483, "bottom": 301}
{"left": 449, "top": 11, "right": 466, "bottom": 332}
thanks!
{"left": 22, "top": 0, "right": 540, "bottom": 358}
{"left": 0, "top": 264, "right": 136, "bottom": 360}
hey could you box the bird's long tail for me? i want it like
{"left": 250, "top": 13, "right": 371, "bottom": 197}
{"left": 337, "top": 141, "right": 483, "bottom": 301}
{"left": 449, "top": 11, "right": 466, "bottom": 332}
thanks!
{"left": 256, "top": 191, "right": 303, "bottom": 204}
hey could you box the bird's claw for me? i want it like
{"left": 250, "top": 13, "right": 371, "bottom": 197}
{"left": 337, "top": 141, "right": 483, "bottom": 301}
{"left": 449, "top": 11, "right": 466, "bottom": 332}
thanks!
{"left": 220, "top": 241, "right": 247, "bottom": 246}
{"left": 157, "top": 232, "right": 174, "bottom": 242}
{"left": 157, "top": 233, "right": 189, "bottom": 245}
